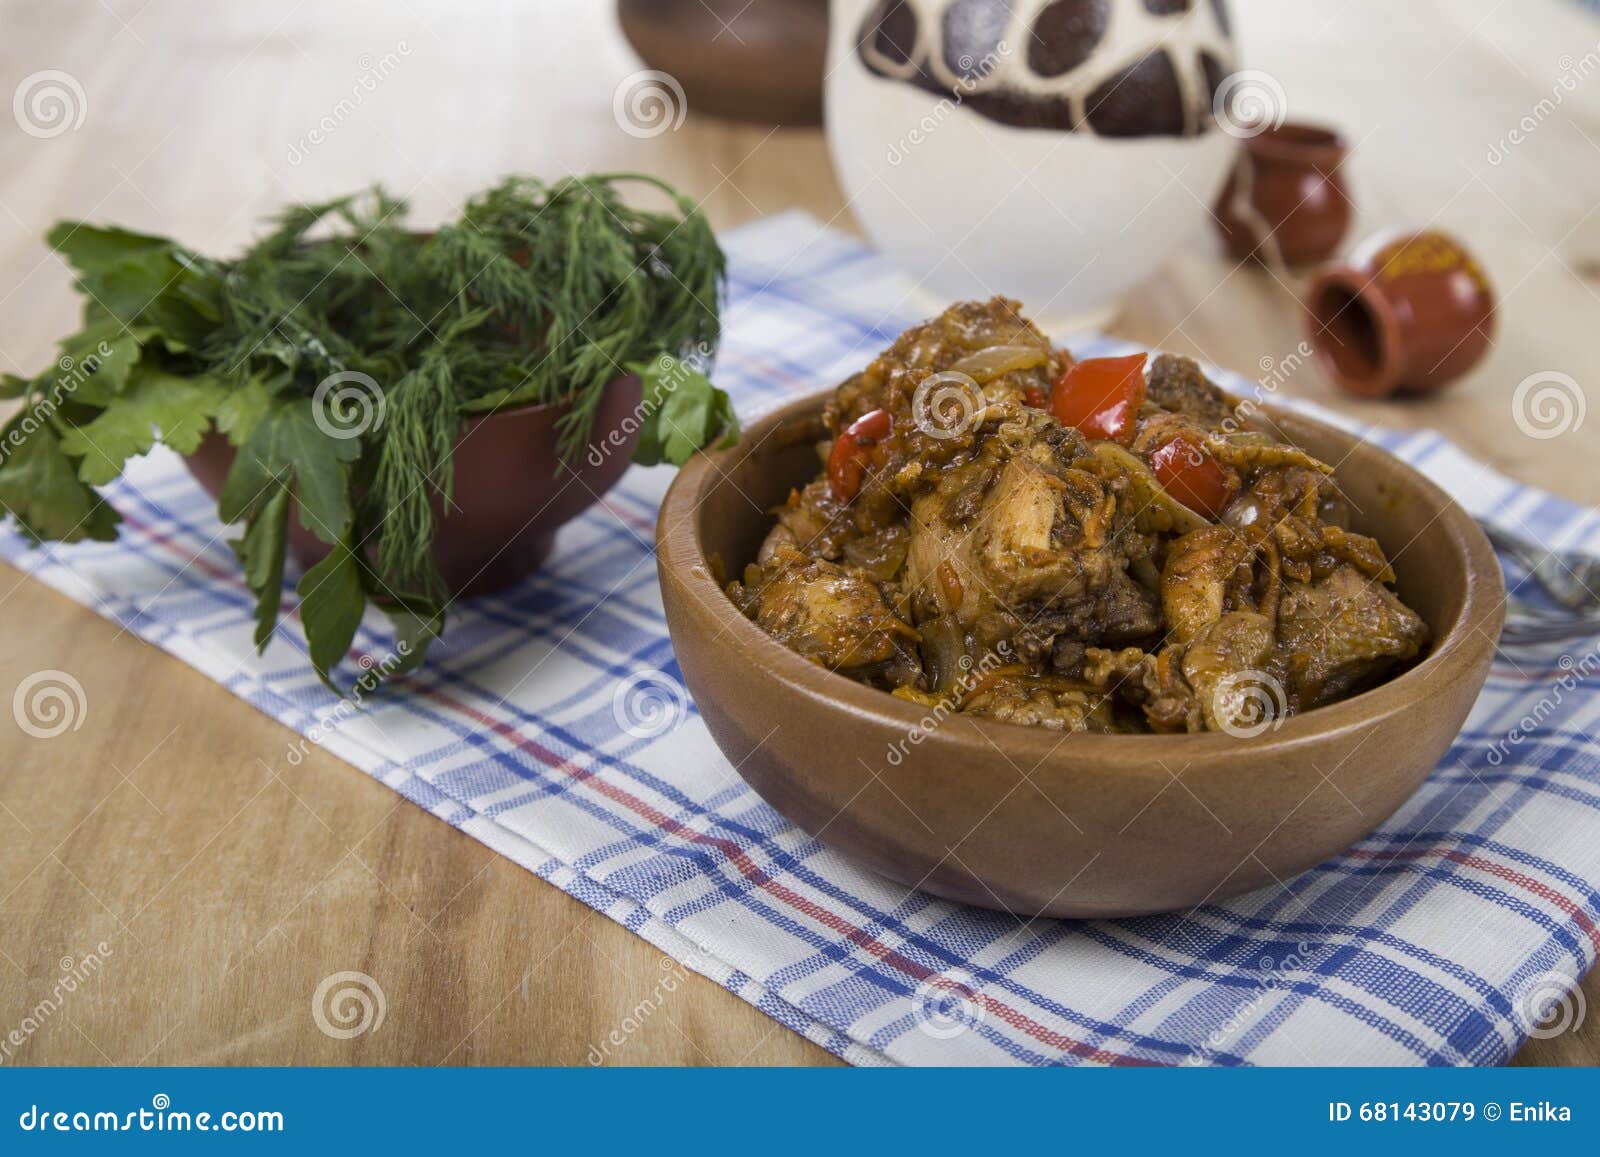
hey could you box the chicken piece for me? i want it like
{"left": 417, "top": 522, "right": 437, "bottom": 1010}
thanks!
{"left": 1041, "top": 570, "right": 1162, "bottom": 661}
{"left": 1079, "top": 613, "right": 1275, "bottom": 735}
{"left": 904, "top": 438, "right": 1126, "bottom": 674}
{"left": 744, "top": 549, "right": 922, "bottom": 686}
{"left": 1076, "top": 569, "right": 1162, "bottom": 644}
{"left": 1180, "top": 611, "right": 1280, "bottom": 733}
{"left": 759, "top": 477, "right": 855, "bottom": 564}
{"left": 1275, "top": 565, "right": 1429, "bottom": 709}
{"left": 905, "top": 480, "right": 1051, "bottom": 687}
{"left": 906, "top": 493, "right": 986, "bottom": 627}
{"left": 1081, "top": 645, "right": 1201, "bottom": 733}
{"left": 959, "top": 667, "right": 1120, "bottom": 733}
{"left": 1272, "top": 517, "right": 1394, "bottom": 584}
{"left": 976, "top": 455, "right": 1119, "bottom": 605}
{"left": 1161, "top": 526, "right": 1261, "bottom": 645}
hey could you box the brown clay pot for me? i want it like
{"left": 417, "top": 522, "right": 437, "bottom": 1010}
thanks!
{"left": 185, "top": 375, "right": 643, "bottom": 598}
{"left": 1213, "top": 122, "right": 1352, "bottom": 265}
{"left": 658, "top": 389, "right": 1503, "bottom": 918}
{"left": 617, "top": 0, "right": 828, "bottom": 126}
{"left": 1305, "top": 230, "right": 1496, "bottom": 399}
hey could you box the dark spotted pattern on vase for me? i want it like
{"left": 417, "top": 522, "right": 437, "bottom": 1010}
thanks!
{"left": 942, "top": 0, "right": 1014, "bottom": 82}
{"left": 1029, "top": 0, "right": 1109, "bottom": 78}
{"left": 856, "top": 0, "right": 1234, "bottom": 137}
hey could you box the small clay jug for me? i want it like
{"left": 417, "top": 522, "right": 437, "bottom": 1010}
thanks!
{"left": 1214, "top": 122, "right": 1352, "bottom": 266}
{"left": 1304, "top": 230, "right": 1496, "bottom": 399}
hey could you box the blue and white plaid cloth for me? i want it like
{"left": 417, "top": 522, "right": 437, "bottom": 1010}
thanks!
{"left": 4, "top": 213, "right": 1598, "bottom": 1066}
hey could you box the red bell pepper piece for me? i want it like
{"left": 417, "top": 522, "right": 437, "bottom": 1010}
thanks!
{"left": 1050, "top": 353, "right": 1147, "bottom": 444}
{"left": 827, "top": 408, "right": 892, "bottom": 502}
{"left": 1150, "top": 436, "right": 1233, "bottom": 519}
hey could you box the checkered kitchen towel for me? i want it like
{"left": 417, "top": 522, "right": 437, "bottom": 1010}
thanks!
{"left": 4, "top": 212, "right": 1598, "bottom": 1066}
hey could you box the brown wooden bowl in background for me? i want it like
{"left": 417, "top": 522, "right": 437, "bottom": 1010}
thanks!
{"left": 185, "top": 374, "right": 643, "bottom": 599}
{"left": 657, "top": 390, "right": 1505, "bottom": 919}
{"left": 617, "top": 0, "right": 829, "bottom": 126}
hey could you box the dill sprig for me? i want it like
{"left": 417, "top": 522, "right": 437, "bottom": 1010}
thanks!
{"left": 199, "top": 175, "right": 726, "bottom": 599}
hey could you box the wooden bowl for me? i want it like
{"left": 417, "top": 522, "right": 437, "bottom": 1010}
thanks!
{"left": 186, "top": 374, "right": 642, "bottom": 599}
{"left": 617, "top": 0, "right": 828, "bottom": 126}
{"left": 657, "top": 390, "right": 1505, "bottom": 918}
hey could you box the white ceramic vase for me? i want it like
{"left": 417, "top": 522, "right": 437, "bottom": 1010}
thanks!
{"left": 826, "top": 0, "right": 1238, "bottom": 330}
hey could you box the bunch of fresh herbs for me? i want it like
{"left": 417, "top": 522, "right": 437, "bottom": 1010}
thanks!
{"left": 0, "top": 174, "right": 737, "bottom": 690}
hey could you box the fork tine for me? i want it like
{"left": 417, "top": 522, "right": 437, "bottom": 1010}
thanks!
{"left": 1480, "top": 520, "right": 1600, "bottom": 614}
{"left": 1499, "top": 617, "right": 1600, "bottom": 646}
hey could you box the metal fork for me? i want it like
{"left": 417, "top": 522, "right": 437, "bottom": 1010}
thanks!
{"left": 1481, "top": 523, "right": 1600, "bottom": 645}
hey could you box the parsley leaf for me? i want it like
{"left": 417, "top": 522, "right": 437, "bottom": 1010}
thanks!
{"left": 47, "top": 223, "right": 221, "bottom": 347}
{"left": 231, "top": 484, "right": 291, "bottom": 651}
{"left": 297, "top": 536, "right": 366, "bottom": 691}
{"left": 212, "top": 377, "right": 278, "bottom": 447}
{"left": 218, "top": 398, "right": 358, "bottom": 545}
{"left": 0, "top": 415, "right": 120, "bottom": 544}
{"left": 59, "top": 367, "right": 227, "bottom": 484}
{"left": 372, "top": 593, "right": 445, "bottom": 677}
{"left": 629, "top": 354, "right": 739, "bottom": 467}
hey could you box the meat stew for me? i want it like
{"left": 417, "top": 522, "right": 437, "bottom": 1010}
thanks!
{"left": 727, "top": 299, "right": 1430, "bottom": 735}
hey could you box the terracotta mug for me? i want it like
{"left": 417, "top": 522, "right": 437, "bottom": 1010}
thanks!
{"left": 1214, "top": 121, "right": 1352, "bottom": 266}
{"left": 1304, "top": 230, "right": 1496, "bottom": 399}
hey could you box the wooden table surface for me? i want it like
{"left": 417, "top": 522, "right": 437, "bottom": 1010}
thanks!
{"left": 2, "top": 0, "right": 1597, "bottom": 1065}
